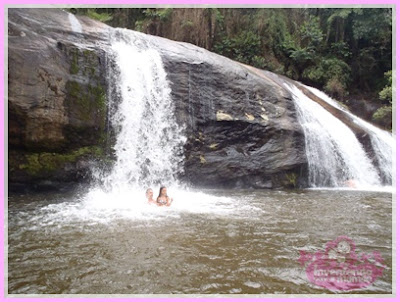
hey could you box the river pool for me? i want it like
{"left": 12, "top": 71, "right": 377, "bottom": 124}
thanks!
{"left": 7, "top": 188, "right": 393, "bottom": 295}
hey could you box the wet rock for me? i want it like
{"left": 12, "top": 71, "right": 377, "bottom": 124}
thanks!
{"left": 151, "top": 39, "right": 308, "bottom": 188}
{"left": 9, "top": 8, "right": 308, "bottom": 190}
{"left": 8, "top": 8, "right": 109, "bottom": 189}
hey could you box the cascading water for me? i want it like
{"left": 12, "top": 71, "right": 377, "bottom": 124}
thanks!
{"left": 304, "top": 85, "right": 394, "bottom": 186}
{"left": 8, "top": 10, "right": 394, "bottom": 295}
{"left": 285, "top": 83, "right": 382, "bottom": 189}
{"left": 102, "top": 29, "right": 186, "bottom": 192}
{"left": 90, "top": 28, "right": 392, "bottom": 195}
{"left": 67, "top": 12, "right": 83, "bottom": 33}
{"left": 81, "top": 29, "right": 237, "bottom": 218}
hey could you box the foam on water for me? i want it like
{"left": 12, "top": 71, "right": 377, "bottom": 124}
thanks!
{"left": 307, "top": 186, "right": 394, "bottom": 193}
{"left": 35, "top": 187, "right": 255, "bottom": 226}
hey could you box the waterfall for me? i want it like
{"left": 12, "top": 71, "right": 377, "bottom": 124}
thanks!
{"left": 285, "top": 84, "right": 382, "bottom": 188}
{"left": 102, "top": 29, "right": 186, "bottom": 191}
{"left": 84, "top": 30, "right": 236, "bottom": 213}
{"left": 304, "top": 85, "right": 394, "bottom": 185}
{"left": 67, "top": 12, "right": 82, "bottom": 34}
{"left": 92, "top": 28, "right": 392, "bottom": 192}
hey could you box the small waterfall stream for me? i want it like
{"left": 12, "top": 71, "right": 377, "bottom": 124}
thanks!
{"left": 304, "top": 85, "right": 394, "bottom": 186}
{"left": 67, "top": 12, "right": 83, "bottom": 34}
{"left": 285, "top": 83, "right": 383, "bottom": 189}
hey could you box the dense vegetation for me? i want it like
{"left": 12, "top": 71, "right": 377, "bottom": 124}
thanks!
{"left": 70, "top": 7, "right": 393, "bottom": 129}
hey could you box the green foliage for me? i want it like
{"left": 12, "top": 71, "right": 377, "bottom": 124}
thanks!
{"left": 66, "top": 7, "right": 392, "bottom": 125}
{"left": 352, "top": 8, "right": 391, "bottom": 41}
{"left": 211, "top": 8, "right": 224, "bottom": 27}
{"left": 372, "top": 106, "right": 392, "bottom": 129}
{"left": 181, "top": 20, "right": 194, "bottom": 28}
{"left": 280, "top": 33, "right": 296, "bottom": 55}
{"left": 379, "top": 71, "right": 392, "bottom": 103}
{"left": 283, "top": 16, "right": 323, "bottom": 62}
{"left": 327, "top": 8, "right": 354, "bottom": 24}
{"left": 214, "top": 31, "right": 264, "bottom": 67}
{"left": 280, "top": 16, "right": 324, "bottom": 78}
{"left": 278, "top": 8, "right": 391, "bottom": 97}
{"left": 254, "top": 9, "right": 288, "bottom": 54}
{"left": 326, "top": 8, "right": 355, "bottom": 42}
{"left": 325, "top": 77, "right": 347, "bottom": 99}
{"left": 350, "top": 9, "right": 391, "bottom": 91}
{"left": 302, "top": 58, "right": 351, "bottom": 92}
{"left": 19, "top": 147, "right": 104, "bottom": 176}
{"left": 289, "top": 47, "right": 316, "bottom": 66}
{"left": 285, "top": 172, "right": 298, "bottom": 187}
{"left": 329, "top": 42, "right": 351, "bottom": 59}
{"left": 252, "top": 56, "right": 267, "bottom": 69}
{"left": 373, "top": 69, "right": 392, "bottom": 129}
{"left": 379, "top": 87, "right": 392, "bottom": 102}
{"left": 299, "top": 16, "right": 324, "bottom": 49}
{"left": 86, "top": 9, "right": 113, "bottom": 22}
{"left": 143, "top": 8, "right": 173, "bottom": 21}
{"left": 68, "top": 8, "right": 113, "bottom": 23}
{"left": 134, "top": 20, "right": 144, "bottom": 32}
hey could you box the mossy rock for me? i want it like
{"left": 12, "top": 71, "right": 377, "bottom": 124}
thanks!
{"left": 64, "top": 79, "right": 107, "bottom": 148}
{"left": 13, "top": 146, "right": 105, "bottom": 180}
{"left": 65, "top": 80, "right": 106, "bottom": 122}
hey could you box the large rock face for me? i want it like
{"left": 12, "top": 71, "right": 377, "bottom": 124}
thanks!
{"left": 8, "top": 8, "right": 308, "bottom": 190}
{"left": 8, "top": 8, "right": 110, "bottom": 190}
{"left": 138, "top": 34, "right": 308, "bottom": 188}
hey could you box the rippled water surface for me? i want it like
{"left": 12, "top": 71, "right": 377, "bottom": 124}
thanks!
{"left": 8, "top": 188, "right": 393, "bottom": 295}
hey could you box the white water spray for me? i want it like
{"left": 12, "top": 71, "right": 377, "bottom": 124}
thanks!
{"left": 103, "top": 30, "right": 186, "bottom": 192}
{"left": 286, "top": 84, "right": 381, "bottom": 188}
{"left": 80, "top": 29, "right": 238, "bottom": 217}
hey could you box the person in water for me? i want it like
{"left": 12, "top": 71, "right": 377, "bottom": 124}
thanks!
{"left": 156, "top": 186, "right": 173, "bottom": 207}
{"left": 146, "top": 188, "right": 157, "bottom": 205}
{"left": 344, "top": 179, "right": 357, "bottom": 188}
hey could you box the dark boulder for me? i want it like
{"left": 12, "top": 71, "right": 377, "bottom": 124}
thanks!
{"left": 133, "top": 34, "right": 308, "bottom": 188}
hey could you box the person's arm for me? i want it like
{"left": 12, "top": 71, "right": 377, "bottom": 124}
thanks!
{"left": 156, "top": 197, "right": 163, "bottom": 206}
{"left": 166, "top": 197, "right": 172, "bottom": 206}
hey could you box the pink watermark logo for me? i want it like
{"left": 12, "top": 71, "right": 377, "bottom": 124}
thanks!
{"left": 298, "top": 236, "right": 384, "bottom": 291}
